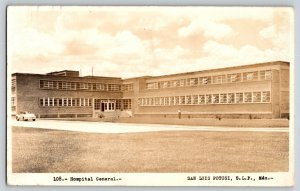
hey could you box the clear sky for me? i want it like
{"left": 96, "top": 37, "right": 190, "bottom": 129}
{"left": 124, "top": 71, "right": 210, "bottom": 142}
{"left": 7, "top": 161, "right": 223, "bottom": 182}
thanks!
{"left": 7, "top": 6, "right": 293, "bottom": 78}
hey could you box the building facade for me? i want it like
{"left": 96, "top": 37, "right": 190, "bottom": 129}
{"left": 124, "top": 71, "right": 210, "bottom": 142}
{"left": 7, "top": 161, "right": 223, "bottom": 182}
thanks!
{"left": 11, "top": 61, "right": 290, "bottom": 119}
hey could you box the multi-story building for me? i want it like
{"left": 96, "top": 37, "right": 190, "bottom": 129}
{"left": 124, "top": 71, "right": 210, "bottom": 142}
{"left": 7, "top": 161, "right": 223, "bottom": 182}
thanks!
{"left": 10, "top": 61, "right": 290, "bottom": 119}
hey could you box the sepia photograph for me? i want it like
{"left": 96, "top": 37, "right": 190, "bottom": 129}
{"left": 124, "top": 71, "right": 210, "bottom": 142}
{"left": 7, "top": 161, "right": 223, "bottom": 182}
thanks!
{"left": 6, "top": 6, "right": 294, "bottom": 186}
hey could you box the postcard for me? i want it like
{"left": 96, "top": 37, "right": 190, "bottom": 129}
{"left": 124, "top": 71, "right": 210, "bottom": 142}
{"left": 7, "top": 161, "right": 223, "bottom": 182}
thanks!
{"left": 7, "top": 6, "right": 294, "bottom": 186}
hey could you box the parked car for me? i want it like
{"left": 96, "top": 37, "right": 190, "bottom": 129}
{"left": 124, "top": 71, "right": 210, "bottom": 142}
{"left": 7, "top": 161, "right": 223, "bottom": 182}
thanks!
{"left": 16, "top": 111, "right": 36, "bottom": 121}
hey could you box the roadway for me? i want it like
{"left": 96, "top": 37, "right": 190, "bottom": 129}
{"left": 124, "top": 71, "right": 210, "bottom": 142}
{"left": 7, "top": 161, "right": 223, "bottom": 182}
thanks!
{"left": 9, "top": 119, "right": 289, "bottom": 134}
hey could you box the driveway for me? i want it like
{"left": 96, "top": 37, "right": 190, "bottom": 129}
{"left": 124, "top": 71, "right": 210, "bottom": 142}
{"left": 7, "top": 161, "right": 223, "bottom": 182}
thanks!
{"left": 9, "top": 119, "right": 289, "bottom": 134}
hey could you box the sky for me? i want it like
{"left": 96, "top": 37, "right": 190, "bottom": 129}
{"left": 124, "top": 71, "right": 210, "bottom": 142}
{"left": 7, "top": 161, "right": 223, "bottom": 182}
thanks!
{"left": 7, "top": 6, "right": 293, "bottom": 78}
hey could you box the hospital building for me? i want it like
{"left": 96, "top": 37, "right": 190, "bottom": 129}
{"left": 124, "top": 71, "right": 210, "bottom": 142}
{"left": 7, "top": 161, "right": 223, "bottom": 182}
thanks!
{"left": 11, "top": 61, "right": 290, "bottom": 119}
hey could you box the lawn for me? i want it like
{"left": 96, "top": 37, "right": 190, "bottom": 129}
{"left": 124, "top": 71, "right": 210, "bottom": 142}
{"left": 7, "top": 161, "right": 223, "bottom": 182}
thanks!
{"left": 12, "top": 126, "right": 289, "bottom": 173}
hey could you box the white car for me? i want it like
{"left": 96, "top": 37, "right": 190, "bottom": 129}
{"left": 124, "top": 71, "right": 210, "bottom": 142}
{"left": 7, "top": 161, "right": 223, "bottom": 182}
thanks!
{"left": 16, "top": 111, "right": 36, "bottom": 121}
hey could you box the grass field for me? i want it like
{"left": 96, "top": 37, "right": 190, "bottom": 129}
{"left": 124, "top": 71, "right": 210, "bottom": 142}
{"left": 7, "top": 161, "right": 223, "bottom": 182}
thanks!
{"left": 12, "top": 126, "right": 289, "bottom": 173}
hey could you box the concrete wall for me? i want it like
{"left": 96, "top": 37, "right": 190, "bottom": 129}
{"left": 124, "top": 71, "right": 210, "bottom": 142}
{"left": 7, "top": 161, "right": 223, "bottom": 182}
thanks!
{"left": 15, "top": 74, "right": 123, "bottom": 117}
{"left": 137, "top": 103, "right": 272, "bottom": 114}
{"left": 280, "top": 68, "right": 290, "bottom": 118}
{"left": 131, "top": 62, "right": 289, "bottom": 119}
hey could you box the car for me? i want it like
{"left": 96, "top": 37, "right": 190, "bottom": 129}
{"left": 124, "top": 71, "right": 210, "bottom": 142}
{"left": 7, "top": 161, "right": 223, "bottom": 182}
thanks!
{"left": 16, "top": 111, "right": 36, "bottom": 121}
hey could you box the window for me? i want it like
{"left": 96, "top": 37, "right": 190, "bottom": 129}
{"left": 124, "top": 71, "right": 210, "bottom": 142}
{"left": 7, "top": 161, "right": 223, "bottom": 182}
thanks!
{"left": 262, "top": 91, "right": 271, "bottom": 102}
{"left": 159, "top": 82, "right": 165, "bottom": 88}
{"left": 53, "top": 98, "right": 57, "bottom": 106}
{"left": 63, "top": 98, "right": 68, "bottom": 106}
{"left": 109, "top": 84, "right": 121, "bottom": 91}
{"left": 49, "top": 98, "right": 53, "bottom": 106}
{"left": 244, "top": 92, "right": 252, "bottom": 103}
{"left": 11, "top": 97, "right": 16, "bottom": 106}
{"left": 265, "top": 70, "right": 272, "bottom": 80}
{"left": 71, "top": 82, "right": 76, "bottom": 90}
{"left": 80, "top": 83, "right": 88, "bottom": 89}
{"left": 205, "top": 95, "right": 212, "bottom": 104}
{"left": 123, "top": 99, "right": 131, "bottom": 110}
{"left": 160, "top": 97, "right": 164, "bottom": 105}
{"left": 85, "top": 98, "right": 92, "bottom": 107}
{"left": 62, "top": 82, "right": 67, "bottom": 89}
{"left": 96, "top": 84, "right": 104, "bottom": 91}
{"left": 58, "top": 98, "right": 63, "bottom": 106}
{"left": 138, "top": 98, "right": 142, "bottom": 106}
{"left": 246, "top": 73, "right": 254, "bottom": 80}
{"left": 153, "top": 97, "right": 159, "bottom": 105}
{"left": 137, "top": 91, "right": 271, "bottom": 107}
{"left": 180, "top": 96, "right": 185, "bottom": 105}
{"left": 186, "top": 95, "right": 191, "bottom": 104}
{"left": 140, "top": 98, "right": 144, "bottom": 106}
{"left": 155, "top": 97, "right": 160, "bottom": 105}
{"left": 199, "top": 95, "right": 205, "bottom": 104}
{"left": 12, "top": 79, "right": 16, "bottom": 92}
{"left": 212, "top": 94, "right": 219, "bottom": 104}
{"left": 235, "top": 93, "right": 243, "bottom": 103}
{"left": 53, "top": 81, "right": 58, "bottom": 89}
{"left": 220, "top": 94, "right": 227, "bottom": 103}
{"left": 175, "top": 96, "right": 180, "bottom": 105}
{"left": 144, "top": 98, "right": 148, "bottom": 106}
{"left": 92, "top": 84, "right": 97, "bottom": 90}
{"left": 213, "top": 75, "right": 226, "bottom": 84}
{"left": 170, "top": 97, "right": 175, "bottom": 105}
{"left": 122, "top": 84, "right": 134, "bottom": 92}
{"left": 116, "top": 100, "right": 122, "bottom": 109}
{"left": 146, "top": 82, "right": 158, "bottom": 89}
{"left": 149, "top": 98, "right": 154, "bottom": 106}
{"left": 79, "top": 98, "right": 85, "bottom": 106}
{"left": 48, "top": 81, "right": 53, "bottom": 89}
{"left": 71, "top": 98, "right": 76, "bottom": 107}
{"left": 186, "top": 79, "right": 190, "bottom": 86}
{"left": 67, "top": 98, "right": 72, "bottom": 106}
{"left": 179, "top": 79, "right": 185, "bottom": 87}
{"left": 192, "top": 95, "right": 198, "bottom": 104}
{"left": 227, "top": 73, "right": 241, "bottom": 83}
{"left": 253, "top": 92, "right": 261, "bottom": 102}
{"left": 162, "top": 81, "right": 170, "bottom": 88}
{"left": 260, "top": 70, "right": 272, "bottom": 80}
{"left": 66, "top": 82, "right": 71, "bottom": 89}
{"left": 39, "top": 98, "right": 44, "bottom": 106}
{"left": 190, "top": 78, "right": 198, "bottom": 86}
{"left": 39, "top": 80, "right": 45, "bottom": 88}
{"left": 172, "top": 80, "right": 179, "bottom": 87}
{"left": 88, "top": 99, "right": 92, "bottom": 107}
{"left": 243, "top": 71, "right": 258, "bottom": 81}
{"left": 76, "top": 98, "right": 81, "bottom": 106}
{"left": 88, "top": 83, "right": 93, "bottom": 90}
{"left": 164, "top": 97, "right": 169, "bottom": 105}
{"left": 45, "top": 98, "right": 49, "bottom": 106}
{"left": 45, "top": 81, "right": 51, "bottom": 89}
{"left": 228, "top": 93, "right": 235, "bottom": 103}
{"left": 199, "top": 76, "right": 211, "bottom": 85}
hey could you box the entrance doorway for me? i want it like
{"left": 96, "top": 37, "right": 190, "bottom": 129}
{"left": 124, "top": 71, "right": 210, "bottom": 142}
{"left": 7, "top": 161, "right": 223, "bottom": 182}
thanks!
{"left": 101, "top": 100, "right": 116, "bottom": 112}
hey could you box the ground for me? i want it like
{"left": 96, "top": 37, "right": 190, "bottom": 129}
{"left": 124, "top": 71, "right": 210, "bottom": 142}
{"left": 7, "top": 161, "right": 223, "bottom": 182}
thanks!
{"left": 11, "top": 120, "right": 289, "bottom": 173}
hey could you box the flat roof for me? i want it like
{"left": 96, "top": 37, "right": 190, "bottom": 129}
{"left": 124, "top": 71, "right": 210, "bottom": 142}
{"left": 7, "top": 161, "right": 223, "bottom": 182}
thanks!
{"left": 135, "top": 61, "right": 289, "bottom": 80}
{"left": 12, "top": 72, "right": 122, "bottom": 80}
{"left": 12, "top": 61, "right": 289, "bottom": 81}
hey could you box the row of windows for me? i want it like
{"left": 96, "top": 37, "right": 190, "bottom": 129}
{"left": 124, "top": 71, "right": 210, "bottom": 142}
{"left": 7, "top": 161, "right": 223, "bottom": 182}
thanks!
{"left": 121, "top": 83, "right": 134, "bottom": 92}
{"left": 39, "top": 80, "right": 121, "bottom": 92}
{"left": 11, "top": 79, "right": 16, "bottom": 93}
{"left": 94, "top": 99, "right": 132, "bottom": 110}
{"left": 39, "top": 98, "right": 92, "bottom": 107}
{"left": 146, "top": 70, "right": 272, "bottom": 90}
{"left": 11, "top": 97, "right": 16, "bottom": 106}
{"left": 123, "top": 99, "right": 132, "bottom": 110}
{"left": 138, "top": 91, "right": 271, "bottom": 106}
